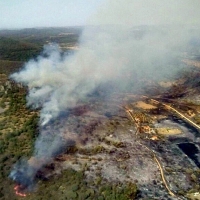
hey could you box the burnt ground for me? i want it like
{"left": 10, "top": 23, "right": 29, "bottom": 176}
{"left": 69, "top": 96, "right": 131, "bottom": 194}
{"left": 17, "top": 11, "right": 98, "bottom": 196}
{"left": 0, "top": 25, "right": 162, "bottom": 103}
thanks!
{"left": 1, "top": 59, "right": 200, "bottom": 200}
{"left": 1, "top": 27, "right": 199, "bottom": 200}
{"left": 33, "top": 91, "right": 200, "bottom": 200}
{"left": 16, "top": 60, "right": 200, "bottom": 200}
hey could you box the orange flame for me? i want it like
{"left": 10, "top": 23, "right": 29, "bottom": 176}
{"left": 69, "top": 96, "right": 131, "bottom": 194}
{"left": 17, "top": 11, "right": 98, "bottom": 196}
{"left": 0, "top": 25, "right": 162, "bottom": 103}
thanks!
{"left": 14, "top": 185, "right": 27, "bottom": 197}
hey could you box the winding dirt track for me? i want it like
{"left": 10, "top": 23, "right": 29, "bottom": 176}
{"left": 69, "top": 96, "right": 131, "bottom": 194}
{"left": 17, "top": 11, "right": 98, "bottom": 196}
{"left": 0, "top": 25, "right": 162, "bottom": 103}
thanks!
{"left": 124, "top": 107, "right": 176, "bottom": 198}
{"left": 149, "top": 98, "right": 200, "bottom": 131}
{"left": 115, "top": 95, "right": 200, "bottom": 199}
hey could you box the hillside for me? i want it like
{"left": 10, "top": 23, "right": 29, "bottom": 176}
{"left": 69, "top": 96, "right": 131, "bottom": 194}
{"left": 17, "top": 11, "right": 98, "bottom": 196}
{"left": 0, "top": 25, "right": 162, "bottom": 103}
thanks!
{"left": 0, "top": 27, "right": 200, "bottom": 200}
{"left": 0, "top": 37, "right": 41, "bottom": 62}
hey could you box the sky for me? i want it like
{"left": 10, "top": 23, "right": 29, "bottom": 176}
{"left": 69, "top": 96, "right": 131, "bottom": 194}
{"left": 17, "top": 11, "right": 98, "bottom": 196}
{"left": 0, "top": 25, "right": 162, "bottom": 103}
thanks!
{"left": 91, "top": 0, "right": 200, "bottom": 27}
{"left": 1, "top": 0, "right": 200, "bottom": 29}
{"left": 0, "top": 0, "right": 105, "bottom": 29}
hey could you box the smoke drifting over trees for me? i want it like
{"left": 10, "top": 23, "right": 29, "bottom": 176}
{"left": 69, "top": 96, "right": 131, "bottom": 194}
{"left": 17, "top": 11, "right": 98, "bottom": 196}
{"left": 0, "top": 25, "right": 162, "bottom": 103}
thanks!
{"left": 11, "top": 0, "right": 200, "bottom": 124}
{"left": 10, "top": 0, "right": 200, "bottom": 189}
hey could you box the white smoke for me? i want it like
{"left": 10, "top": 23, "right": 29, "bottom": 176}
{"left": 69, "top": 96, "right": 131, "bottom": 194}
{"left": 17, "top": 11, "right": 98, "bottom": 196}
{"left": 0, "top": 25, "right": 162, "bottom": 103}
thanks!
{"left": 11, "top": 30, "right": 192, "bottom": 123}
{"left": 10, "top": 0, "right": 200, "bottom": 186}
{"left": 12, "top": 0, "right": 200, "bottom": 124}
{"left": 12, "top": 25, "right": 197, "bottom": 125}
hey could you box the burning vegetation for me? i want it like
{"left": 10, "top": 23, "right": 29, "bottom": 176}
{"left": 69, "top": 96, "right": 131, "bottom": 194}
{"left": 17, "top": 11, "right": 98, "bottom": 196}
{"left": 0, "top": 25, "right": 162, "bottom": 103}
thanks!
{"left": 0, "top": 1, "right": 200, "bottom": 199}
{"left": 4, "top": 40, "right": 200, "bottom": 199}
{"left": 14, "top": 185, "right": 27, "bottom": 197}
{"left": 7, "top": 72, "right": 200, "bottom": 199}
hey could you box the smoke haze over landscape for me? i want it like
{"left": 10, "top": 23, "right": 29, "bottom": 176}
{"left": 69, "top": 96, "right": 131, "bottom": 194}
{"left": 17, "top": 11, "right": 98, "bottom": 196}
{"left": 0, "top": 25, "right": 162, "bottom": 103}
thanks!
{"left": 11, "top": 0, "right": 200, "bottom": 125}
{"left": 10, "top": 0, "right": 200, "bottom": 189}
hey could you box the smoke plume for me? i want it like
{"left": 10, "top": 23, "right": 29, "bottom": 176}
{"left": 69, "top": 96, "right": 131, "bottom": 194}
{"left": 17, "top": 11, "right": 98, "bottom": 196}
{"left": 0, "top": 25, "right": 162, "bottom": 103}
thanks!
{"left": 10, "top": 0, "right": 200, "bottom": 190}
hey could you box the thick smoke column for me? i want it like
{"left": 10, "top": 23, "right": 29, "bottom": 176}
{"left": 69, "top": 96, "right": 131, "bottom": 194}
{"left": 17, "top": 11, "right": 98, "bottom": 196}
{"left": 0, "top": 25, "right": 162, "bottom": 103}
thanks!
{"left": 10, "top": 0, "right": 200, "bottom": 190}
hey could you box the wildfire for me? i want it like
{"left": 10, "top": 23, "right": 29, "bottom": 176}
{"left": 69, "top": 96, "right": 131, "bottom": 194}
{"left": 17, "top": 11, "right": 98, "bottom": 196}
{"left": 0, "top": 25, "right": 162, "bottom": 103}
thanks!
{"left": 14, "top": 185, "right": 27, "bottom": 197}
{"left": 150, "top": 136, "right": 158, "bottom": 141}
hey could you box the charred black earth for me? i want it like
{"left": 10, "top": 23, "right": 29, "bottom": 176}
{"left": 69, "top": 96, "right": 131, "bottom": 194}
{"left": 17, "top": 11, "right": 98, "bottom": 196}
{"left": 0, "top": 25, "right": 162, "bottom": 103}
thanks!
{"left": 10, "top": 91, "right": 200, "bottom": 200}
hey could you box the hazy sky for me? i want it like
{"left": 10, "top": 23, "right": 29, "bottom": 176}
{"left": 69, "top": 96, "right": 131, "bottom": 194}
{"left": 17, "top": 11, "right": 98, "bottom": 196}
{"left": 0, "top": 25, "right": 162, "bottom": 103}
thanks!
{"left": 0, "top": 0, "right": 105, "bottom": 29}
{"left": 91, "top": 0, "right": 200, "bottom": 27}
{"left": 1, "top": 0, "right": 200, "bottom": 29}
